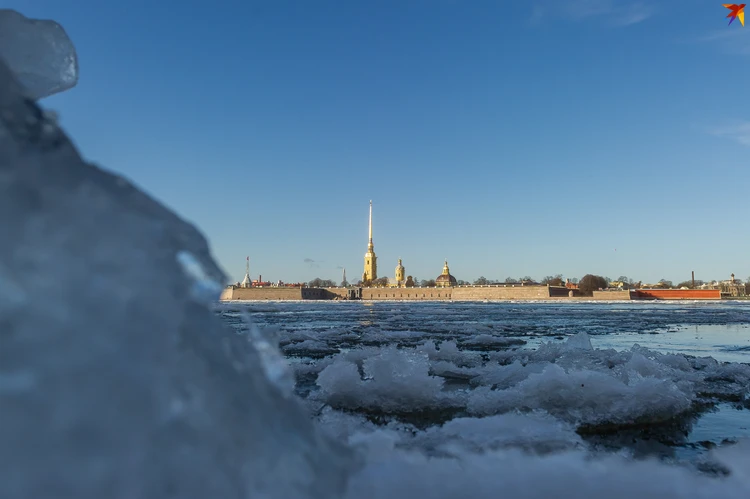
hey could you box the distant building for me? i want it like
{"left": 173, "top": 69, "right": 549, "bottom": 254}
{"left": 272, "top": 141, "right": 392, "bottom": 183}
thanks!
{"left": 719, "top": 273, "right": 746, "bottom": 297}
{"left": 435, "top": 260, "right": 457, "bottom": 288}
{"left": 360, "top": 201, "right": 458, "bottom": 288}
{"left": 608, "top": 281, "right": 633, "bottom": 290}
{"left": 362, "top": 200, "right": 377, "bottom": 284}
{"left": 394, "top": 258, "right": 405, "bottom": 287}
{"left": 241, "top": 256, "right": 251, "bottom": 288}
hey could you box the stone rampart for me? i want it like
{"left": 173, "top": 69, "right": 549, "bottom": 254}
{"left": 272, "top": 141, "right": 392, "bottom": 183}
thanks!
{"left": 361, "top": 288, "right": 453, "bottom": 300}
{"left": 220, "top": 287, "right": 361, "bottom": 301}
{"left": 631, "top": 289, "right": 721, "bottom": 300}
{"left": 221, "top": 287, "right": 303, "bottom": 301}
{"left": 591, "top": 290, "right": 632, "bottom": 300}
{"left": 451, "top": 285, "right": 551, "bottom": 301}
{"left": 323, "top": 287, "right": 362, "bottom": 300}
{"left": 221, "top": 285, "right": 723, "bottom": 302}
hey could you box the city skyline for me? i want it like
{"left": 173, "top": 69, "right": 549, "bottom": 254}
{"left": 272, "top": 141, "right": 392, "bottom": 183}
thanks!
{"left": 229, "top": 200, "right": 747, "bottom": 288}
{"left": 10, "top": 0, "right": 749, "bottom": 284}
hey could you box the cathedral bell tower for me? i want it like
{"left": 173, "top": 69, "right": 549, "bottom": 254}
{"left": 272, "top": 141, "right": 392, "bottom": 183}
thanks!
{"left": 362, "top": 200, "right": 377, "bottom": 284}
{"left": 395, "top": 258, "right": 405, "bottom": 286}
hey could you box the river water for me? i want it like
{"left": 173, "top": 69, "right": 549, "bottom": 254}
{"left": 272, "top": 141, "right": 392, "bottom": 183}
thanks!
{"left": 215, "top": 300, "right": 750, "bottom": 470}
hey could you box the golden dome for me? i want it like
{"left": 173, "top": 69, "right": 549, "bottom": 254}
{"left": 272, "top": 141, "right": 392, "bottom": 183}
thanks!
{"left": 435, "top": 260, "right": 457, "bottom": 287}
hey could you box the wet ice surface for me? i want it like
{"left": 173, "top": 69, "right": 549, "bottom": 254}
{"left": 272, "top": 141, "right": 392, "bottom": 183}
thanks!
{"left": 216, "top": 300, "right": 750, "bottom": 470}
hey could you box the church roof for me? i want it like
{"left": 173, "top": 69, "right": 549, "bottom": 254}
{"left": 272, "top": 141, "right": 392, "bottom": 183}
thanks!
{"left": 435, "top": 260, "right": 457, "bottom": 284}
{"left": 435, "top": 273, "right": 457, "bottom": 283}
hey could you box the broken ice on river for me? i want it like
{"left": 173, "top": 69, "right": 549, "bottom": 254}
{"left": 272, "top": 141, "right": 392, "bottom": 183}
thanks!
{"left": 2, "top": 8, "right": 750, "bottom": 499}
{"left": 216, "top": 300, "right": 750, "bottom": 498}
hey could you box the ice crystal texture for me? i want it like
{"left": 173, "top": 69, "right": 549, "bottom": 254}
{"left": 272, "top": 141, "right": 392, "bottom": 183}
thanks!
{"left": 0, "top": 9, "right": 78, "bottom": 99}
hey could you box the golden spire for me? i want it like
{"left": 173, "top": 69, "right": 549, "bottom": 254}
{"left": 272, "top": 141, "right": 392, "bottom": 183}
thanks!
{"left": 442, "top": 260, "right": 450, "bottom": 275}
{"left": 368, "top": 200, "right": 373, "bottom": 249}
{"left": 363, "top": 200, "right": 377, "bottom": 282}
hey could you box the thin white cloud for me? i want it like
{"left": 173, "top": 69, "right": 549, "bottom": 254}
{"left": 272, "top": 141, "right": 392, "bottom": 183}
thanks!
{"left": 615, "top": 3, "right": 656, "bottom": 26}
{"left": 696, "top": 29, "right": 750, "bottom": 56}
{"left": 708, "top": 122, "right": 750, "bottom": 146}
{"left": 531, "top": 0, "right": 656, "bottom": 26}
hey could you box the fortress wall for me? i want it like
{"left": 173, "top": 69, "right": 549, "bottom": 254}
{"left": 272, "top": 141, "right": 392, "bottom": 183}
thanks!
{"left": 362, "top": 288, "right": 452, "bottom": 300}
{"left": 221, "top": 287, "right": 303, "bottom": 301}
{"left": 323, "top": 287, "right": 361, "bottom": 299}
{"left": 221, "top": 287, "right": 361, "bottom": 301}
{"left": 452, "top": 285, "right": 551, "bottom": 301}
{"left": 631, "top": 289, "right": 721, "bottom": 300}
{"left": 591, "top": 290, "right": 632, "bottom": 300}
{"left": 549, "top": 286, "right": 573, "bottom": 297}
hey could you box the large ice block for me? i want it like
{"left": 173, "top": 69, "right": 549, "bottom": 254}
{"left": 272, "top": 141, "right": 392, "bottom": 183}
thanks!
{"left": 0, "top": 9, "right": 78, "bottom": 99}
{"left": 0, "top": 58, "right": 352, "bottom": 498}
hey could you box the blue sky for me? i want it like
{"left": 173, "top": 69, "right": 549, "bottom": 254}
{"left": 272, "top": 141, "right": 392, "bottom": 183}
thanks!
{"left": 8, "top": 0, "right": 750, "bottom": 284}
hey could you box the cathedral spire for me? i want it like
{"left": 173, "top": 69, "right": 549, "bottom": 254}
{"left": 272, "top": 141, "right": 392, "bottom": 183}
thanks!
{"left": 363, "top": 200, "right": 377, "bottom": 283}
{"left": 368, "top": 200, "right": 373, "bottom": 248}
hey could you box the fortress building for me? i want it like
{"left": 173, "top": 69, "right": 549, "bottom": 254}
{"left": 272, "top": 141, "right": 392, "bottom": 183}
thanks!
{"left": 435, "top": 260, "right": 457, "bottom": 288}
{"left": 362, "top": 200, "right": 377, "bottom": 284}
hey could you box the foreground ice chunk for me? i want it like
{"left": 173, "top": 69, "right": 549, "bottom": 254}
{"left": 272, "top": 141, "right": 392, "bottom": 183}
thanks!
{"left": 344, "top": 440, "right": 750, "bottom": 499}
{"left": 468, "top": 363, "right": 694, "bottom": 426}
{"left": 0, "top": 9, "right": 78, "bottom": 99}
{"left": 316, "top": 346, "right": 462, "bottom": 412}
{"left": 0, "top": 58, "right": 351, "bottom": 498}
{"left": 409, "top": 412, "right": 584, "bottom": 455}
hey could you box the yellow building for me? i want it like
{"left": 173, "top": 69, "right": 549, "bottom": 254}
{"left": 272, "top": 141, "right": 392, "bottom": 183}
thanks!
{"left": 360, "top": 201, "right": 455, "bottom": 289}
{"left": 395, "top": 258, "right": 405, "bottom": 286}
{"left": 362, "top": 200, "right": 377, "bottom": 284}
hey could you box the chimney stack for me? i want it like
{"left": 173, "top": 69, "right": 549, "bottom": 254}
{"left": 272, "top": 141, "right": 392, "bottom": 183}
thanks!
{"left": 692, "top": 271, "right": 695, "bottom": 289}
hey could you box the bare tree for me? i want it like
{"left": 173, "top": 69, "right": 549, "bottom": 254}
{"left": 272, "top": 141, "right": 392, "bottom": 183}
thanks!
{"left": 474, "top": 276, "right": 490, "bottom": 285}
{"left": 578, "top": 274, "right": 608, "bottom": 296}
{"left": 308, "top": 278, "right": 336, "bottom": 288}
{"left": 371, "top": 277, "right": 389, "bottom": 287}
{"left": 541, "top": 274, "right": 565, "bottom": 286}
